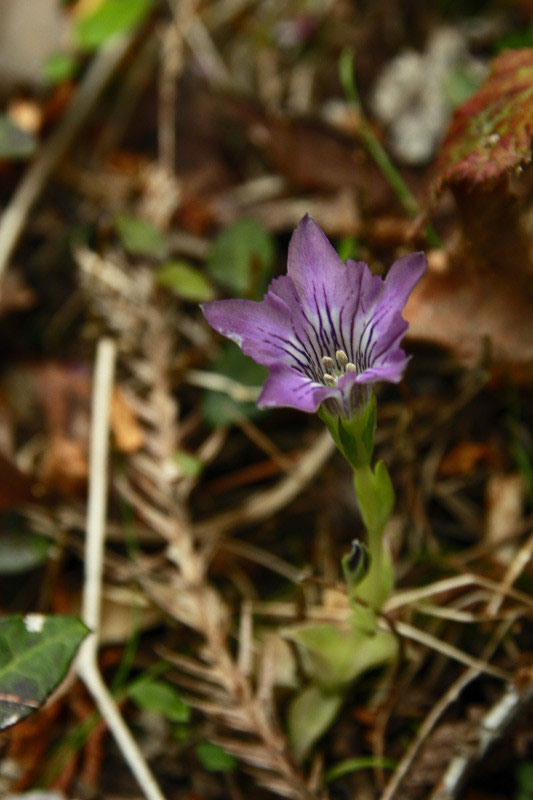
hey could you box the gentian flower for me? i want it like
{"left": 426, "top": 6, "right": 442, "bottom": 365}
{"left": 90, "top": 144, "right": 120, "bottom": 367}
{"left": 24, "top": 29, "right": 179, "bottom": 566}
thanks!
{"left": 202, "top": 215, "right": 426, "bottom": 419}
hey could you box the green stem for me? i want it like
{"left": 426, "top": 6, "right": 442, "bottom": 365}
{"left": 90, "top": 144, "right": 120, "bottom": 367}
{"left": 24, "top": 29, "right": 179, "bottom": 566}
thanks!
{"left": 352, "top": 462, "right": 395, "bottom": 609}
{"left": 339, "top": 48, "right": 441, "bottom": 249}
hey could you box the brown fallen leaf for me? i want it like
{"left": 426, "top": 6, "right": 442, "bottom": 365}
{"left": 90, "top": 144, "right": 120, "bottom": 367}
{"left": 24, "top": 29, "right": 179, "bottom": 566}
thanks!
{"left": 111, "top": 389, "right": 144, "bottom": 453}
{"left": 0, "top": 272, "right": 36, "bottom": 315}
{"left": 485, "top": 472, "right": 526, "bottom": 565}
{"left": 405, "top": 264, "right": 533, "bottom": 368}
{"left": 38, "top": 435, "right": 88, "bottom": 496}
{"left": 0, "top": 452, "right": 34, "bottom": 511}
{"left": 438, "top": 441, "right": 499, "bottom": 478}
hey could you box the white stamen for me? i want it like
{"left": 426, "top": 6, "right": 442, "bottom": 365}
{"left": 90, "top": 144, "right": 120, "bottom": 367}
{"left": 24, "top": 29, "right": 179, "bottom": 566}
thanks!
{"left": 323, "top": 373, "right": 336, "bottom": 386}
{"left": 322, "top": 356, "right": 335, "bottom": 371}
{"left": 335, "top": 350, "right": 348, "bottom": 368}
{"left": 346, "top": 363, "right": 357, "bottom": 372}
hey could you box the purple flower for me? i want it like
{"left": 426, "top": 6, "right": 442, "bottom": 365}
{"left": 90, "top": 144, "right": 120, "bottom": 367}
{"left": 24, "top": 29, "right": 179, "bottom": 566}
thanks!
{"left": 202, "top": 215, "right": 426, "bottom": 418}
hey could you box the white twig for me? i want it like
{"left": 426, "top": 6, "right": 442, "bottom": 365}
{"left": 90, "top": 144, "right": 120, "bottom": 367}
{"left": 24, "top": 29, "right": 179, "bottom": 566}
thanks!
{"left": 77, "top": 338, "right": 166, "bottom": 800}
{"left": 0, "top": 34, "right": 133, "bottom": 279}
{"left": 430, "top": 682, "right": 533, "bottom": 800}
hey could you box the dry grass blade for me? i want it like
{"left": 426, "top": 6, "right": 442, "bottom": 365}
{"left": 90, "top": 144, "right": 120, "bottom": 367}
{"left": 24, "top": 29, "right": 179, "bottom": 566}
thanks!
{"left": 0, "top": 34, "right": 134, "bottom": 278}
{"left": 78, "top": 247, "right": 320, "bottom": 799}
{"left": 390, "top": 620, "right": 510, "bottom": 681}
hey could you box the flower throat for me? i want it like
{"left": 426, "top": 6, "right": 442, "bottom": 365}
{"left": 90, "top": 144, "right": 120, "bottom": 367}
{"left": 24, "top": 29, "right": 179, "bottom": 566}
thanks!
{"left": 321, "top": 349, "right": 357, "bottom": 386}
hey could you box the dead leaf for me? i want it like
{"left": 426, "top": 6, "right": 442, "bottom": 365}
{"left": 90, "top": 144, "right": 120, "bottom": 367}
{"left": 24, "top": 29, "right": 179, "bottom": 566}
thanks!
{"left": 0, "top": 452, "right": 33, "bottom": 511}
{"left": 111, "top": 389, "right": 144, "bottom": 453}
{"left": 438, "top": 441, "right": 498, "bottom": 477}
{"left": 405, "top": 266, "right": 533, "bottom": 367}
{"left": 0, "top": 272, "right": 36, "bottom": 315}
{"left": 38, "top": 435, "right": 88, "bottom": 496}
{"left": 485, "top": 472, "right": 526, "bottom": 564}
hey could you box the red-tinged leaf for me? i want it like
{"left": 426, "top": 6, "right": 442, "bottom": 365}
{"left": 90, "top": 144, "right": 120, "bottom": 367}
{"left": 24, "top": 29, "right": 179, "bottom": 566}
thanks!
{"left": 434, "top": 48, "right": 533, "bottom": 192}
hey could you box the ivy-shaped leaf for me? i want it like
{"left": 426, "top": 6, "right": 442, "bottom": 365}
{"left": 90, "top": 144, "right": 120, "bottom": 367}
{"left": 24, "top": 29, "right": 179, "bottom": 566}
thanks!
{"left": 434, "top": 48, "right": 533, "bottom": 192}
{"left": 206, "top": 218, "right": 275, "bottom": 297}
{"left": 0, "top": 614, "right": 88, "bottom": 730}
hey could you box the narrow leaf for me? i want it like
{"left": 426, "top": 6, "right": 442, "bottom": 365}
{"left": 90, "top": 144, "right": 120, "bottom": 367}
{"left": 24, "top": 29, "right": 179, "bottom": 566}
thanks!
{"left": 115, "top": 214, "right": 169, "bottom": 260}
{"left": 128, "top": 676, "right": 191, "bottom": 723}
{"left": 195, "top": 741, "right": 237, "bottom": 772}
{"left": 324, "top": 756, "right": 396, "bottom": 784}
{"left": 157, "top": 261, "right": 214, "bottom": 302}
{"left": 76, "top": 0, "right": 153, "bottom": 50}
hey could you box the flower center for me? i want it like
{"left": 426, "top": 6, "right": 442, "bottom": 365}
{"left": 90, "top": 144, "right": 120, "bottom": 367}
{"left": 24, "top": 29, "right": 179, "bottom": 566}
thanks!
{"left": 321, "top": 349, "right": 357, "bottom": 386}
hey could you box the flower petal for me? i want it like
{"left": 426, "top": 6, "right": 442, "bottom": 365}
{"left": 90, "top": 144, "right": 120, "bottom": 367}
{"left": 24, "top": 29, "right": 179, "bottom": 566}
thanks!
{"left": 382, "top": 252, "right": 427, "bottom": 310}
{"left": 351, "top": 253, "right": 427, "bottom": 373}
{"left": 202, "top": 216, "right": 426, "bottom": 418}
{"left": 287, "top": 216, "right": 386, "bottom": 366}
{"left": 257, "top": 364, "right": 332, "bottom": 412}
{"left": 201, "top": 295, "right": 314, "bottom": 377}
{"left": 287, "top": 214, "right": 345, "bottom": 297}
{"left": 354, "top": 350, "right": 410, "bottom": 384}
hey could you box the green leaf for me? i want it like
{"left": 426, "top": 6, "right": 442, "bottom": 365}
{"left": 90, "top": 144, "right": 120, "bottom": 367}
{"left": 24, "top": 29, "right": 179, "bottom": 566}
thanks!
{"left": 207, "top": 218, "right": 275, "bottom": 296}
{"left": 0, "top": 115, "right": 36, "bottom": 160}
{"left": 75, "top": 0, "right": 153, "bottom": 50}
{"left": 0, "top": 614, "right": 88, "bottom": 730}
{"left": 288, "top": 684, "right": 343, "bottom": 762}
{"left": 195, "top": 741, "right": 237, "bottom": 772}
{"left": 495, "top": 28, "right": 533, "bottom": 53}
{"left": 442, "top": 65, "right": 483, "bottom": 109}
{"left": 157, "top": 261, "right": 214, "bottom": 302}
{"left": 128, "top": 676, "right": 191, "bottom": 723}
{"left": 0, "top": 529, "right": 50, "bottom": 574}
{"left": 115, "top": 214, "right": 169, "bottom": 260}
{"left": 42, "top": 53, "right": 79, "bottom": 86}
{"left": 202, "top": 344, "right": 267, "bottom": 427}
{"left": 324, "top": 755, "right": 396, "bottom": 784}
{"left": 284, "top": 621, "right": 398, "bottom": 691}
{"left": 337, "top": 235, "right": 360, "bottom": 262}
{"left": 515, "top": 760, "right": 533, "bottom": 800}
{"left": 173, "top": 450, "right": 204, "bottom": 478}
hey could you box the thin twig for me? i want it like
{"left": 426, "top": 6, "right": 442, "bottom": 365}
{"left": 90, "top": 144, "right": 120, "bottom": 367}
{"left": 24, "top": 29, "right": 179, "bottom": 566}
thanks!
{"left": 0, "top": 34, "right": 133, "bottom": 279}
{"left": 389, "top": 620, "right": 510, "bottom": 681}
{"left": 194, "top": 430, "right": 335, "bottom": 542}
{"left": 77, "top": 338, "right": 166, "bottom": 800}
{"left": 424, "top": 532, "right": 533, "bottom": 799}
{"left": 430, "top": 682, "right": 533, "bottom": 800}
{"left": 486, "top": 528, "right": 533, "bottom": 616}
{"left": 379, "top": 618, "right": 514, "bottom": 800}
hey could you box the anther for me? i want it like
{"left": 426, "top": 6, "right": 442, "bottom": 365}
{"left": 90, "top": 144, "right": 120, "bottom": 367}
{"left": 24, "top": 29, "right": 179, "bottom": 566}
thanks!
{"left": 346, "top": 363, "right": 357, "bottom": 372}
{"left": 323, "top": 373, "right": 336, "bottom": 386}
{"left": 322, "top": 356, "right": 335, "bottom": 372}
{"left": 335, "top": 350, "right": 348, "bottom": 369}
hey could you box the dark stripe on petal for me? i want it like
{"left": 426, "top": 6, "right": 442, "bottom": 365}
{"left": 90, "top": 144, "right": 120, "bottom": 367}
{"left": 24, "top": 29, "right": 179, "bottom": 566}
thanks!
{"left": 322, "top": 285, "right": 341, "bottom": 351}
{"left": 338, "top": 304, "right": 351, "bottom": 360}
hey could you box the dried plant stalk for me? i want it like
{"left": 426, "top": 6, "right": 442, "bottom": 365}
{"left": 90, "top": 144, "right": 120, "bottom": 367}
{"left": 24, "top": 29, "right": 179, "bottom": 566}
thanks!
{"left": 78, "top": 248, "right": 320, "bottom": 800}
